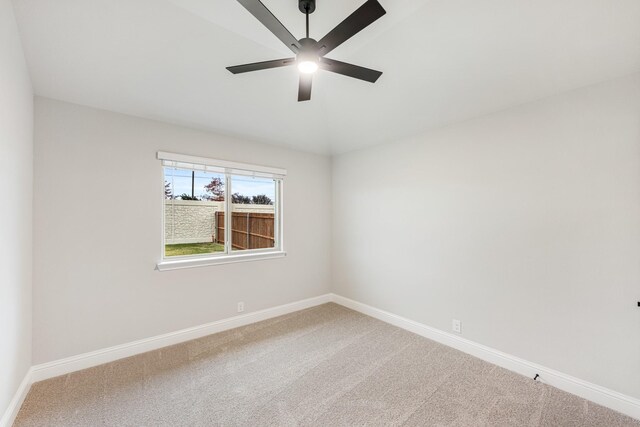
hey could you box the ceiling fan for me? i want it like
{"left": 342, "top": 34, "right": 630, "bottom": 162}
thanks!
{"left": 226, "top": 0, "right": 386, "bottom": 102}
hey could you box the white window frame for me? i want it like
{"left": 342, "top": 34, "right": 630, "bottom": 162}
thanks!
{"left": 156, "top": 151, "right": 286, "bottom": 271}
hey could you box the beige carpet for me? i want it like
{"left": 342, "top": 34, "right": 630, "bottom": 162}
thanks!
{"left": 14, "top": 303, "right": 640, "bottom": 426}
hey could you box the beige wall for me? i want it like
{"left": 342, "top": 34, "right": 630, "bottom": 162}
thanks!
{"left": 332, "top": 73, "right": 640, "bottom": 399}
{"left": 164, "top": 200, "right": 221, "bottom": 244}
{"left": 33, "top": 97, "right": 332, "bottom": 364}
{"left": 0, "top": 0, "right": 33, "bottom": 418}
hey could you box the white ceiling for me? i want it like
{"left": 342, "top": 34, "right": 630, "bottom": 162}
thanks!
{"left": 12, "top": 0, "right": 640, "bottom": 154}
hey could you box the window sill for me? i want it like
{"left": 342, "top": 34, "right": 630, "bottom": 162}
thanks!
{"left": 156, "top": 250, "right": 286, "bottom": 271}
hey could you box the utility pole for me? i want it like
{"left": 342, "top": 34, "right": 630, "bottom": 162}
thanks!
{"left": 191, "top": 171, "right": 195, "bottom": 199}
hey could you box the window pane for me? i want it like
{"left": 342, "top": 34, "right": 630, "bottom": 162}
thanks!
{"left": 230, "top": 175, "right": 276, "bottom": 252}
{"left": 164, "top": 167, "right": 226, "bottom": 257}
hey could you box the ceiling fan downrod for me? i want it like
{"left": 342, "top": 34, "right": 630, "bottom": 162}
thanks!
{"left": 300, "top": 0, "right": 315, "bottom": 38}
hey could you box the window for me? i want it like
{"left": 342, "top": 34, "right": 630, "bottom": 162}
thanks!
{"left": 157, "top": 152, "right": 285, "bottom": 270}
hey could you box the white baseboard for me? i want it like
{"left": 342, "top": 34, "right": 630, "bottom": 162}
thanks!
{"left": 330, "top": 293, "right": 640, "bottom": 421}
{"left": 0, "top": 368, "right": 33, "bottom": 427}
{"left": 30, "top": 293, "right": 332, "bottom": 383}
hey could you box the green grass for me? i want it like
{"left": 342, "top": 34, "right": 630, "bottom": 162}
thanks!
{"left": 165, "top": 242, "right": 225, "bottom": 257}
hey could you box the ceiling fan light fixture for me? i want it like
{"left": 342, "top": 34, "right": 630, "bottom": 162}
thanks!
{"left": 298, "top": 60, "right": 318, "bottom": 74}
{"left": 297, "top": 43, "right": 319, "bottom": 74}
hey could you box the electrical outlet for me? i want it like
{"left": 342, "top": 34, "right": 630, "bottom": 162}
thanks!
{"left": 452, "top": 319, "right": 462, "bottom": 334}
{"left": 237, "top": 302, "right": 244, "bottom": 313}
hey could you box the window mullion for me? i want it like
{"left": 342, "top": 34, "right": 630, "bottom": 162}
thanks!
{"left": 224, "top": 173, "right": 231, "bottom": 254}
{"left": 274, "top": 179, "right": 280, "bottom": 250}
{"left": 279, "top": 179, "right": 284, "bottom": 251}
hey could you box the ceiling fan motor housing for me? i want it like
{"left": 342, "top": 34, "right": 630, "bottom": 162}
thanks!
{"left": 299, "top": 0, "right": 316, "bottom": 14}
{"left": 297, "top": 37, "right": 319, "bottom": 63}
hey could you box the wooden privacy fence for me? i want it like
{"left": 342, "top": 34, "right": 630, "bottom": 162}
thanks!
{"left": 214, "top": 212, "right": 275, "bottom": 250}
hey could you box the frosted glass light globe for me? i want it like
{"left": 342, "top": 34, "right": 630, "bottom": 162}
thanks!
{"left": 298, "top": 60, "right": 318, "bottom": 74}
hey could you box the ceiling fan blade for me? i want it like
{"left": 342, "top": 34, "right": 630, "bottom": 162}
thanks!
{"left": 237, "top": 0, "right": 302, "bottom": 53}
{"left": 227, "top": 58, "right": 295, "bottom": 74}
{"left": 319, "top": 58, "right": 382, "bottom": 83}
{"left": 298, "top": 74, "right": 312, "bottom": 102}
{"left": 317, "top": 0, "right": 386, "bottom": 56}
